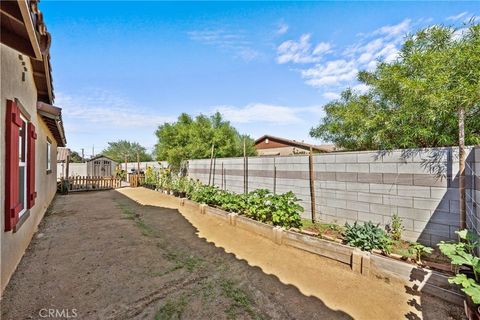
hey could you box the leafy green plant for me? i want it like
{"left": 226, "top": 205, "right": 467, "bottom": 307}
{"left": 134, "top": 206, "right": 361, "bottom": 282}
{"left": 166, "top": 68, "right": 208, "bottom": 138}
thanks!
{"left": 188, "top": 185, "right": 302, "bottom": 229}
{"left": 144, "top": 166, "right": 158, "bottom": 186}
{"left": 409, "top": 242, "right": 433, "bottom": 264}
{"left": 344, "top": 221, "right": 392, "bottom": 253}
{"left": 439, "top": 229, "right": 480, "bottom": 305}
{"left": 388, "top": 213, "right": 404, "bottom": 241}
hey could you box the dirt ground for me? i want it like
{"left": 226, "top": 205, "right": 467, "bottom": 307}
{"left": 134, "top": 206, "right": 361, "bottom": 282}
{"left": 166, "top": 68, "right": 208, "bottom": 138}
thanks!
{"left": 1, "top": 189, "right": 464, "bottom": 320}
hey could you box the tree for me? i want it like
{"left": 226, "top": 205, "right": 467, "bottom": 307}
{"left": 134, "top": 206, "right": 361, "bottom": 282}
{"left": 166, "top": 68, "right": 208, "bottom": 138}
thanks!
{"left": 154, "top": 112, "right": 256, "bottom": 170}
{"left": 311, "top": 23, "right": 480, "bottom": 228}
{"left": 102, "top": 140, "right": 152, "bottom": 163}
{"left": 69, "top": 150, "right": 84, "bottom": 163}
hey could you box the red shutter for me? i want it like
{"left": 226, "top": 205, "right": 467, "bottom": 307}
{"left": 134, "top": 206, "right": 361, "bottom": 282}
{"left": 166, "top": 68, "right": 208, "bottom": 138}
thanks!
{"left": 5, "top": 100, "right": 22, "bottom": 231}
{"left": 27, "top": 122, "right": 37, "bottom": 209}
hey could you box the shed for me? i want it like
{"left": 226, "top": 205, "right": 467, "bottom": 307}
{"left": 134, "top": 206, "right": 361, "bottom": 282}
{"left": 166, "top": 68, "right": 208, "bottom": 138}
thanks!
{"left": 87, "top": 155, "right": 117, "bottom": 177}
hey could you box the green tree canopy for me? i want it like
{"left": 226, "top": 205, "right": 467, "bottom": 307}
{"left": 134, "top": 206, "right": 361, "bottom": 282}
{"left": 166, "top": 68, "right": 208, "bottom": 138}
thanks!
{"left": 102, "top": 140, "right": 152, "bottom": 163}
{"left": 155, "top": 112, "right": 256, "bottom": 170}
{"left": 310, "top": 23, "right": 480, "bottom": 150}
{"left": 69, "top": 150, "right": 84, "bottom": 163}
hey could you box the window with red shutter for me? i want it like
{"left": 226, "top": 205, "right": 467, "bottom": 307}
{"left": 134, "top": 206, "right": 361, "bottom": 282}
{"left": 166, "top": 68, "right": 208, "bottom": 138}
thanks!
{"left": 5, "top": 100, "right": 23, "bottom": 231}
{"left": 27, "top": 122, "right": 37, "bottom": 209}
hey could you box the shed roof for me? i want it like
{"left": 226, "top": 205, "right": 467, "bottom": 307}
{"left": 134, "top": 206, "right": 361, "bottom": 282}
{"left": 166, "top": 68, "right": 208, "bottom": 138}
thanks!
{"left": 88, "top": 155, "right": 117, "bottom": 163}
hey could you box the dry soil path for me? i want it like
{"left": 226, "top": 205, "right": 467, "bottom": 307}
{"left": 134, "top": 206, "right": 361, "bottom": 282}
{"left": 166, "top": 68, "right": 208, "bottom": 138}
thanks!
{"left": 1, "top": 188, "right": 463, "bottom": 320}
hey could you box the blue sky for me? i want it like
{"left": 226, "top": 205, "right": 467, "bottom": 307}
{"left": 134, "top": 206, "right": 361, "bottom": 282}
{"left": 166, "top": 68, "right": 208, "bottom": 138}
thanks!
{"left": 41, "top": 1, "right": 478, "bottom": 156}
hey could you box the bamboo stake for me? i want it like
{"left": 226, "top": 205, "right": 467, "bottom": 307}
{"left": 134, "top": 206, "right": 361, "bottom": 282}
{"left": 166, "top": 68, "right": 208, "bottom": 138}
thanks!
{"left": 309, "top": 147, "right": 316, "bottom": 223}
{"left": 243, "top": 138, "right": 246, "bottom": 194}
{"left": 273, "top": 157, "right": 277, "bottom": 195}
{"left": 459, "top": 107, "right": 466, "bottom": 229}
{"left": 208, "top": 144, "right": 215, "bottom": 185}
{"left": 212, "top": 156, "right": 216, "bottom": 186}
{"left": 221, "top": 162, "right": 224, "bottom": 190}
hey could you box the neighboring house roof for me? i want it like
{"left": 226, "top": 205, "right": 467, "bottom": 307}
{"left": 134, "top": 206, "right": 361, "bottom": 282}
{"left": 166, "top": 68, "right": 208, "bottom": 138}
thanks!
{"left": 255, "top": 135, "right": 335, "bottom": 153}
{"left": 88, "top": 155, "right": 117, "bottom": 163}
{"left": 57, "top": 147, "right": 70, "bottom": 162}
{"left": 37, "top": 101, "right": 66, "bottom": 147}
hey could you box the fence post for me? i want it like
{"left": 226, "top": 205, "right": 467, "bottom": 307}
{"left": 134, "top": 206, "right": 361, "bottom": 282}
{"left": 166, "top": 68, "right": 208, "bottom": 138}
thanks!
{"left": 309, "top": 147, "right": 316, "bottom": 223}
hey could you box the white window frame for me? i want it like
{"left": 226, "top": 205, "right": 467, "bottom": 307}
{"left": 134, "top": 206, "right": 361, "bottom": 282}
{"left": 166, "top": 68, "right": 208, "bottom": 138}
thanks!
{"left": 46, "top": 138, "right": 52, "bottom": 173}
{"left": 19, "top": 113, "right": 28, "bottom": 217}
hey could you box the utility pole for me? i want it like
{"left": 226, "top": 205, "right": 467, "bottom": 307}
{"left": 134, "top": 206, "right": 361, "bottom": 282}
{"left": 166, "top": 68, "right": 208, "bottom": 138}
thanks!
{"left": 81, "top": 148, "right": 85, "bottom": 162}
{"left": 92, "top": 145, "right": 95, "bottom": 158}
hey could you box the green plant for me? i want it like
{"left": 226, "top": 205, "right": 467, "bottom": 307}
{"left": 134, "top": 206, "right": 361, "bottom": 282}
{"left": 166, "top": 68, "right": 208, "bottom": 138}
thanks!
{"left": 389, "top": 213, "right": 404, "bottom": 241}
{"left": 269, "top": 192, "right": 303, "bottom": 229}
{"left": 409, "top": 242, "right": 433, "bottom": 264}
{"left": 344, "top": 221, "right": 392, "bottom": 253}
{"left": 439, "top": 229, "right": 480, "bottom": 304}
{"left": 144, "top": 166, "right": 158, "bottom": 185}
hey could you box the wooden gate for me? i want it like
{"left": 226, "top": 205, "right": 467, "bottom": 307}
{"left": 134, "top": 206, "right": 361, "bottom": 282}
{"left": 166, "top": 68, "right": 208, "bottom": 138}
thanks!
{"left": 64, "top": 176, "right": 121, "bottom": 192}
{"left": 129, "top": 174, "right": 145, "bottom": 188}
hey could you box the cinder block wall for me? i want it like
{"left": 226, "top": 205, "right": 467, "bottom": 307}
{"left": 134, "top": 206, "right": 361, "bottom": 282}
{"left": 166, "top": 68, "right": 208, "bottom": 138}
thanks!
{"left": 188, "top": 146, "right": 479, "bottom": 245}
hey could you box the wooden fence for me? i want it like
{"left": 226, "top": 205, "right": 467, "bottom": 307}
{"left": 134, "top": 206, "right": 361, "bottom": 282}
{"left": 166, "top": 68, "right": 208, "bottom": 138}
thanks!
{"left": 129, "top": 174, "right": 145, "bottom": 188}
{"left": 64, "top": 176, "right": 121, "bottom": 192}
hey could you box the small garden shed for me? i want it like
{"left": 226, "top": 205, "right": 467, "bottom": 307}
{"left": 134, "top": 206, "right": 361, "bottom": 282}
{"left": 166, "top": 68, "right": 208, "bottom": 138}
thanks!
{"left": 87, "top": 155, "right": 117, "bottom": 177}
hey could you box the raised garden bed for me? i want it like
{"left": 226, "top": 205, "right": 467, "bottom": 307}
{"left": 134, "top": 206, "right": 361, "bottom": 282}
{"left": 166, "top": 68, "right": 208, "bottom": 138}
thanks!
{"left": 150, "top": 189, "right": 462, "bottom": 306}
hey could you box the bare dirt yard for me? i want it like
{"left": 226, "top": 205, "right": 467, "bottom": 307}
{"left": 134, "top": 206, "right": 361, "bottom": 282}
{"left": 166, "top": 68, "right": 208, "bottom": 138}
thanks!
{"left": 1, "top": 189, "right": 464, "bottom": 320}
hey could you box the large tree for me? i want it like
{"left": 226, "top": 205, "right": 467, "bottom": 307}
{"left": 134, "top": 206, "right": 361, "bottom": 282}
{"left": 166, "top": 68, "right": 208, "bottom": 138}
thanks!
{"left": 155, "top": 112, "right": 256, "bottom": 170}
{"left": 311, "top": 23, "right": 480, "bottom": 229}
{"left": 102, "top": 140, "right": 152, "bottom": 163}
{"left": 311, "top": 24, "right": 480, "bottom": 150}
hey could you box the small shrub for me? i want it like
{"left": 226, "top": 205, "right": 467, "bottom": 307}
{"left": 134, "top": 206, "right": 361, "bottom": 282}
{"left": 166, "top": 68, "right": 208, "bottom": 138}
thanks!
{"left": 388, "top": 213, "right": 404, "bottom": 241}
{"left": 344, "top": 221, "right": 392, "bottom": 253}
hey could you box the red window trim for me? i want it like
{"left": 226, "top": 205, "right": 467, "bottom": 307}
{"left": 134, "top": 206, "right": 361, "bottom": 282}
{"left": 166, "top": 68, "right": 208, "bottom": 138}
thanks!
{"left": 27, "top": 122, "right": 37, "bottom": 209}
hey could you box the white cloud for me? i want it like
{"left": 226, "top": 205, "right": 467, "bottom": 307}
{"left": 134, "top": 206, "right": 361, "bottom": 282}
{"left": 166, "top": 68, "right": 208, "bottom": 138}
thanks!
{"left": 301, "top": 59, "right": 358, "bottom": 87}
{"left": 277, "top": 34, "right": 332, "bottom": 64}
{"left": 188, "top": 29, "right": 259, "bottom": 61}
{"left": 447, "top": 12, "right": 469, "bottom": 21}
{"left": 372, "top": 19, "right": 411, "bottom": 38}
{"left": 279, "top": 19, "right": 413, "bottom": 90}
{"left": 56, "top": 91, "right": 175, "bottom": 128}
{"left": 213, "top": 103, "right": 325, "bottom": 125}
{"left": 323, "top": 92, "right": 340, "bottom": 100}
{"left": 277, "top": 22, "right": 289, "bottom": 35}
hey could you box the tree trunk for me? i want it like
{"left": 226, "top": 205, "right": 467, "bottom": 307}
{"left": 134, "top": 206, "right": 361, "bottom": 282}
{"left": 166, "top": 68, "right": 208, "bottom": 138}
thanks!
{"left": 458, "top": 107, "right": 466, "bottom": 229}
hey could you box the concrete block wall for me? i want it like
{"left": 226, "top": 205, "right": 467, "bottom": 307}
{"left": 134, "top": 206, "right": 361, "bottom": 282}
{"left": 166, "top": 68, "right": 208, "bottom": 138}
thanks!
{"left": 188, "top": 146, "right": 479, "bottom": 245}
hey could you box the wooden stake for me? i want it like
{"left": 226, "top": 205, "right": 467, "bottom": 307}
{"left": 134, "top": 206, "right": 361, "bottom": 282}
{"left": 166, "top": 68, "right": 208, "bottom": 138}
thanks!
{"left": 208, "top": 144, "right": 214, "bottom": 185}
{"left": 459, "top": 107, "right": 466, "bottom": 229}
{"left": 273, "top": 157, "right": 277, "bottom": 195}
{"left": 137, "top": 151, "right": 140, "bottom": 174}
{"left": 212, "top": 156, "right": 216, "bottom": 186}
{"left": 221, "top": 162, "right": 224, "bottom": 190}
{"left": 309, "top": 147, "right": 316, "bottom": 223}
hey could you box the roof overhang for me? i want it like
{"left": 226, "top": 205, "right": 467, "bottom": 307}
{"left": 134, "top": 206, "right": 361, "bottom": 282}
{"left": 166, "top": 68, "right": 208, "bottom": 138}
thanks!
{"left": 1, "top": 0, "right": 54, "bottom": 103}
{"left": 37, "top": 101, "right": 66, "bottom": 147}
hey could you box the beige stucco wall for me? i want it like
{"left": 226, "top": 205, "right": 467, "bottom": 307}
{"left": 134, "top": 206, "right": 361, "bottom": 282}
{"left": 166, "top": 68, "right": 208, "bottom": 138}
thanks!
{"left": 1, "top": 44, "right": 58, "bottom": 294}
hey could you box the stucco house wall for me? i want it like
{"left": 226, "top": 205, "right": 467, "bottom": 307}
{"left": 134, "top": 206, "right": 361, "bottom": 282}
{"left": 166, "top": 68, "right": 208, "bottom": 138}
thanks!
{"left": 1, "top": 44, "right": 59, "bottom": 293}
